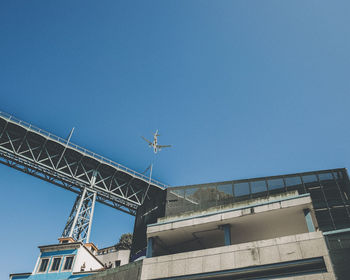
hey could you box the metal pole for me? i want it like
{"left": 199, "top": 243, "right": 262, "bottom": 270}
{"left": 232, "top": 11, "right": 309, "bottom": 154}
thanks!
{"left": 85, "top": 191, "right": 96, "bottom": 243}
{"left": 69, "top": 188, "right": 86, "bottom": 238}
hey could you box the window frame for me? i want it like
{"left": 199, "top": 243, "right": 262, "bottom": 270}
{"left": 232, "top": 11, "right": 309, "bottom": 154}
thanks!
{"left": 50, "top": 257, "right": 62, "bottom": 272}
{"left": 37, "top": 258, "right": 50, "bottom": 273}
{"left": 62, "top": 255, "right": 75, "bottom": 271}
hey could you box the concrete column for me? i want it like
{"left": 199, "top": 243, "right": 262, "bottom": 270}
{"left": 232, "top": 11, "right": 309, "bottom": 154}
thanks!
{"left": 304, "top": 209, "right": 315, "bottom": 232}
{"left": 223, "top": 224, "right": 231, "bottom": 246}
{"left": 146, "top": 237, "right": 153, "bottom": 258}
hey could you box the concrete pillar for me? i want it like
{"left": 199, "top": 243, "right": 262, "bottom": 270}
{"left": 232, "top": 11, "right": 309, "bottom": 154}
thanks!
{"left": 304, "top": 209, "right": 315, "bottom": 232}
{"left": 146, "top": 237, "right": 153, "bottom": 258}
{"left": 223, "top": 224, "right": 231, "bottom": 246}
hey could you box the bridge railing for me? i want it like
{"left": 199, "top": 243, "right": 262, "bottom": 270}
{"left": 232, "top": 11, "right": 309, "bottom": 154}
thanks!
{"left": 0, "top": 111, "right": 168, "bottom": 189}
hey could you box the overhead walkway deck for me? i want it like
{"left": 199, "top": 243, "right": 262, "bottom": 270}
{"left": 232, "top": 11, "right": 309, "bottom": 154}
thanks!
{"left": 0, "top": 111, "right": 167, "bottom": 215}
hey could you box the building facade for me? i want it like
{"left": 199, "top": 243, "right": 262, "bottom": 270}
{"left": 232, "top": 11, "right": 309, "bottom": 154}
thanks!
{"left": 9, "top": 238, "right": 128, "bottom": 280}
{"left": 11, "top": 168, "right": 350, "bottom": 279}
{"left": 118, "top": 168, "right": 350, "bottom": 279}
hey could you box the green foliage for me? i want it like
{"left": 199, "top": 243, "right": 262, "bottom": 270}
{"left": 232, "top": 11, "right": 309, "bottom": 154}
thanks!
{"left": 115, "top": 233, "right": 133, "bottom": 250}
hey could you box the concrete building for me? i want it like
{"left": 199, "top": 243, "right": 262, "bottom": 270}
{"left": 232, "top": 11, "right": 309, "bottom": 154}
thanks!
{"left": 142, "top": 192, "right": 333, "bottom": 279}
{"left": 10, "top": 168, "right": 350, "bottom": 279}
{"left": 85, "top": 168, "right": 350, "bottom": 279}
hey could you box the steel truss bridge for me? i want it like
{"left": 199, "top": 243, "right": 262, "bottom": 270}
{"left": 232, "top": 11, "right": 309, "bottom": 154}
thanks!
{"left": 0, "top": 111, "right": 167, "bottom": 243}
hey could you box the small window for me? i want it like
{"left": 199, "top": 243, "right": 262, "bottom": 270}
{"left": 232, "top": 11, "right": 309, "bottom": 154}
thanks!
{"left": 50, "top": 257, "right": 61, "bottom": 271}
{"left": 38, "top": 259, "right": 49, "bottom": 272}
{"left": 63, "top": 256, "right": 74, "bottom": 270}
{"left": 115, "top": 260, "right": 121, "bottom": 267}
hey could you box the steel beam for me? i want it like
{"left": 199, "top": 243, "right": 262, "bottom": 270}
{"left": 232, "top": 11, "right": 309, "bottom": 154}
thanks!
{"left": 0, "top": 112, "right": 167, "bottom": 216}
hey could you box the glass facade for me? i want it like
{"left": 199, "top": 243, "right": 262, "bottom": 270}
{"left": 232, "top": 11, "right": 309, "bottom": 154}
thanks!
{"left": 164, "top": 168, "right": 350, "bottom": 279}
{"left": 325, "top": 231, "right": 350, "bottom": 279}
{"left": 165, "top": 168, "right": 350, "bottom": 233}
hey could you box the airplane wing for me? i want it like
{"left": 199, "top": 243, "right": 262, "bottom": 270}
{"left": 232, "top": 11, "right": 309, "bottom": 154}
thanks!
{"left": 157, "top": 145, "right": 172, "bottom": 148}
{"left": 141, "top": 136, "right": 152, "bottom": 145}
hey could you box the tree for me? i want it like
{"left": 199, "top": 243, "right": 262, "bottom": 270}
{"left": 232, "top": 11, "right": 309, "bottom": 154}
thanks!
{"left": 115, "top": 233, "right": 133, "bottom": 250}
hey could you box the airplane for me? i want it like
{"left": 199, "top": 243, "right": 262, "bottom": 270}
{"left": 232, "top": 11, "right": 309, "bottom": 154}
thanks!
{"left": 141, "top": 129, "right": 171, "bottom": 154}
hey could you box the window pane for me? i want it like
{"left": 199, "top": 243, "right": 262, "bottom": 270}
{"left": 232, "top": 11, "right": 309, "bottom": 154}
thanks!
{"left": 251, "top": 180, "right": 267, "bottom": 194}
{"left": 183, "top": 187, "right": 200, "bottom": 212}
{"left": 201, "top": 186, "right": 217, "bottom": 208}
{"left": 64, "top": 256, "right": 74, "bottom": 270}
{"left": 318, "top": 172, "right": 333, "bottom": 181}
{"left": 285, "top": 176, "right": 304, "bottom": 194}
{"left": 338, "top": 181, "right": 350, "bottom": 205}
{"left": 185, "top": 188, "right": 200, "bottom": 204}
{"left": 234, "top": 182, "right": 250, "bottom": 197}
{"left": 170, "top": 189, "right": 184, "bottom": 198}
{"left": 217, "top": 183, "right": 233, "bottom": 202}
{"left": 315, "top": 209, "right": 334, "bottom": 231}
{"left": 331, "top": 208, "right": 350, "bottom": 229}
{"left": 308, "top": 188, "right": 326, "bottom": 209}
{"left": 268, "top": 178, "right": 284, "bottom": 190}
{"left": 167, "top": 189, "right": 185, "bottom": 211}
{"left": 323, "top": 183, "right": 343, "bottom": 207}
{"left": 39, "top": 259, "right": 49, "bottom": 272}
{"left": 285, "top": 176, "right": 302, "bottom": 187}
{"left": 51, "top": 257, "right": 61, "bottom": 271}
{"left": 302, "top": 174, "right": 318, "bottom": 183}
{"left": 333, "top": 171, "right": 344, "bottom": 180}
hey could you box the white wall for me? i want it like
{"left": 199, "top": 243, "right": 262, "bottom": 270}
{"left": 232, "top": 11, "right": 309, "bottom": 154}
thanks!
{"left": 96, "top": 250, "right": 130, "bottom": 268}
{"left": 73, "top": 247, "right": 104, "bottom": 273}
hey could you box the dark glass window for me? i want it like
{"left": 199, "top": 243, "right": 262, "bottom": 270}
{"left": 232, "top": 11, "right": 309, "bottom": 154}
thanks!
{"left": 303, "top": 175, "right": 318, "bottom": 183}
{"left": 285, "top": 176, "right": 304, "bottom": 194}
{"left": 303, "top": 174, "right": 320, "bottom": 189}
{"left": 315, "top": 209, "right": 334, "bottom": 231}
{"left": 285, "top": 176, "right": 302, "bottom": 186}
{"left": 51, "top": 257, "right": 61, "bottom": 271}
{"left": 318, "top": 172, "right": 334, "bottom": 182}
{"left": 338, "top": 181, "right": 350, "bottom": 205}
{"left": 63, "top": 256, "right": 74, "bottom": 270}
{"left": 323, "top": 183, "right": 343, "bottom": 207}
{"left": 308, "top": 188, "right": 326, "bottom": 208}
{"left": 331, "top": 208, "right": 350, "bottom": 229}
{"left": 234, "top": 182, "right": 250, "bottom": 197}
{"left": 333, "top": 171, "right": 344, "bottom": 180}
{"left": 267, "top": 178, "right": 284, "bottom": 191}
{"left": 38, "top": 259, "right": 49, "bottom": 272}
{"left": 115, "top": 260, "right": 121, "bottom": 267}
{"left": 251, "top": 180, "right": 267, "bottom": 197}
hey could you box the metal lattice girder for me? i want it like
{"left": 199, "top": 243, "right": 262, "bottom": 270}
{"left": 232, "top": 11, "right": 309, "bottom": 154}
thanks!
{"left": 62, "top": 188, "right": 96, "bottom": 243}
{"left": 0, "top": 111, "right": 167, "bottom": 216}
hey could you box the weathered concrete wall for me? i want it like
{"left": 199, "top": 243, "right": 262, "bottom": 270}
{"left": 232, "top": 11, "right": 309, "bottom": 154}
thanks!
{"left": 80, "top": 260, "right": 142, "bottom": 280}
{"left": 161, "top": 190, "right": 300, "bottom": 222}
{"left": 149, "top": 194, "right": 312, "bottom": 235}
{"left": 96, "top": 250, "right": 130, "bottom": 268}
{"left": 141, "top": 232, "right": 335, "bottom": 280}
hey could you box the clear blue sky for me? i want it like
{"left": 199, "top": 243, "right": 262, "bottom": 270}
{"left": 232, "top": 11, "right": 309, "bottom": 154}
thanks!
{"left": 1, "top": 0, "right": 350, "bottom": 278}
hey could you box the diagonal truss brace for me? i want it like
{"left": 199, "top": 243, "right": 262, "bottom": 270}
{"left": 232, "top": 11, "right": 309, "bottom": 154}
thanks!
{"left": 62, "top": 187, "right": 97, "bottom": 243}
